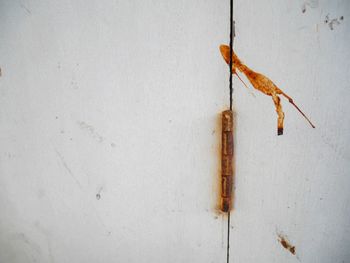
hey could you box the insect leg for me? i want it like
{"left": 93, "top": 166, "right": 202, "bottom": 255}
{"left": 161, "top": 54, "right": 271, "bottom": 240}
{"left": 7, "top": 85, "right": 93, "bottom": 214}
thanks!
{"left": 279, "top": 91, "right": 315, "bottom": 128}
{"left": 271, "top": 93, "right": 285, "bottom": 135}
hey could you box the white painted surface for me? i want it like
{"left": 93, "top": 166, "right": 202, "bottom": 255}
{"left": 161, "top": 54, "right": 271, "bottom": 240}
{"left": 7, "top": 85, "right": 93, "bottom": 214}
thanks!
{"left": 0, "top": 1, "right": 349, "bottom": 262}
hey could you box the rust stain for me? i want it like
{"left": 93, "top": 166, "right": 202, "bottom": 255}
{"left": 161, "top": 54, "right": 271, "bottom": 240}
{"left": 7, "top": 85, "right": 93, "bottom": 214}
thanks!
{"left": 221, "top": 110, "right": 234, "bottom": 212}
{"left": 213, "top": 112, "right": 224, "bottom": 215}
{"left": 278, "top": 234, "right": 296, "bottom": 255}
{"left": 213, "top": 110, "right": 237, "bottom": 217}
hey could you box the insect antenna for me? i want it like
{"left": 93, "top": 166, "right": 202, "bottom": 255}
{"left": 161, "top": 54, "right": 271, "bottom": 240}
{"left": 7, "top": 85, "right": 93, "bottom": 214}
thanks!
{"left": 280, "top": 93, "right": 315, "bottom": 128}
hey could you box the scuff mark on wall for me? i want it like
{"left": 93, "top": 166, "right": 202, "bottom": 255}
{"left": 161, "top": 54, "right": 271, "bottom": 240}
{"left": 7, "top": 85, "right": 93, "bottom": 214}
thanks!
{"left": 19, "top": 1, "right": 32, "bottom": 15}
{"left": 70, "top": 77, "right": 78, "bottom": 89}
{"left": 301, "top": 0, "right": 318, "bottom": 14}
{"left": 11, "top": 232, "right": 41, "bottom": 260}
{"left": 324, "top": 14, "right": 344, "bottom": 30}
{"left": 96, "top": 186, "right": 103, "bottom": 200}
{"left": 34, "top": 222, "right": 56, "bottom": 263}
{"left": 77, "top": 121, "right": 104, "bottom": 143}
{"left": 54, "top": 149, "right": 82, "bottom": 189}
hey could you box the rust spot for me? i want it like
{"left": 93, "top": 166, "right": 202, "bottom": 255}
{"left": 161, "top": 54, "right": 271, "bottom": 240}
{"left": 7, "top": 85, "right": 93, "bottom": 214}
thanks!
{"left": 290, "top": 246, "right": 296, "bottom": 255}
{"left": 278, "top": 234, "right": 296, "bottom": 255}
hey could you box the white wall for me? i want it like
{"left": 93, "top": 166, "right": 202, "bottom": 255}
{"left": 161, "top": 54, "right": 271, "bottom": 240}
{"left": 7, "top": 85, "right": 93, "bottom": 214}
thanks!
{"left": 0, "top": 1, "right": 349, "bottom": 262}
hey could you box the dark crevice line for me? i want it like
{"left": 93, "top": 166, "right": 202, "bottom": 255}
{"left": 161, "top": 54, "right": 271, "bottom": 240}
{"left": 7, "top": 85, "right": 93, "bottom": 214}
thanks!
{"left": 229, "top": 0, "right": 234, "bottom": 110}
{"left": 227, "top": 211, "right": 231, "bottom": 263}
{"left": 227, "top": 0, "right": 234, "bottom": 263}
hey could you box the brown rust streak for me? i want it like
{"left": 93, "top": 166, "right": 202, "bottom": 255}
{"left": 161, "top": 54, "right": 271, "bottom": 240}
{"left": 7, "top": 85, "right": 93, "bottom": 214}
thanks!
{"left": 278, "top": 234, "right": 296, "bottom": 255}
{"left": 213, "top": 112, "right": 223, "bottom": 215}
